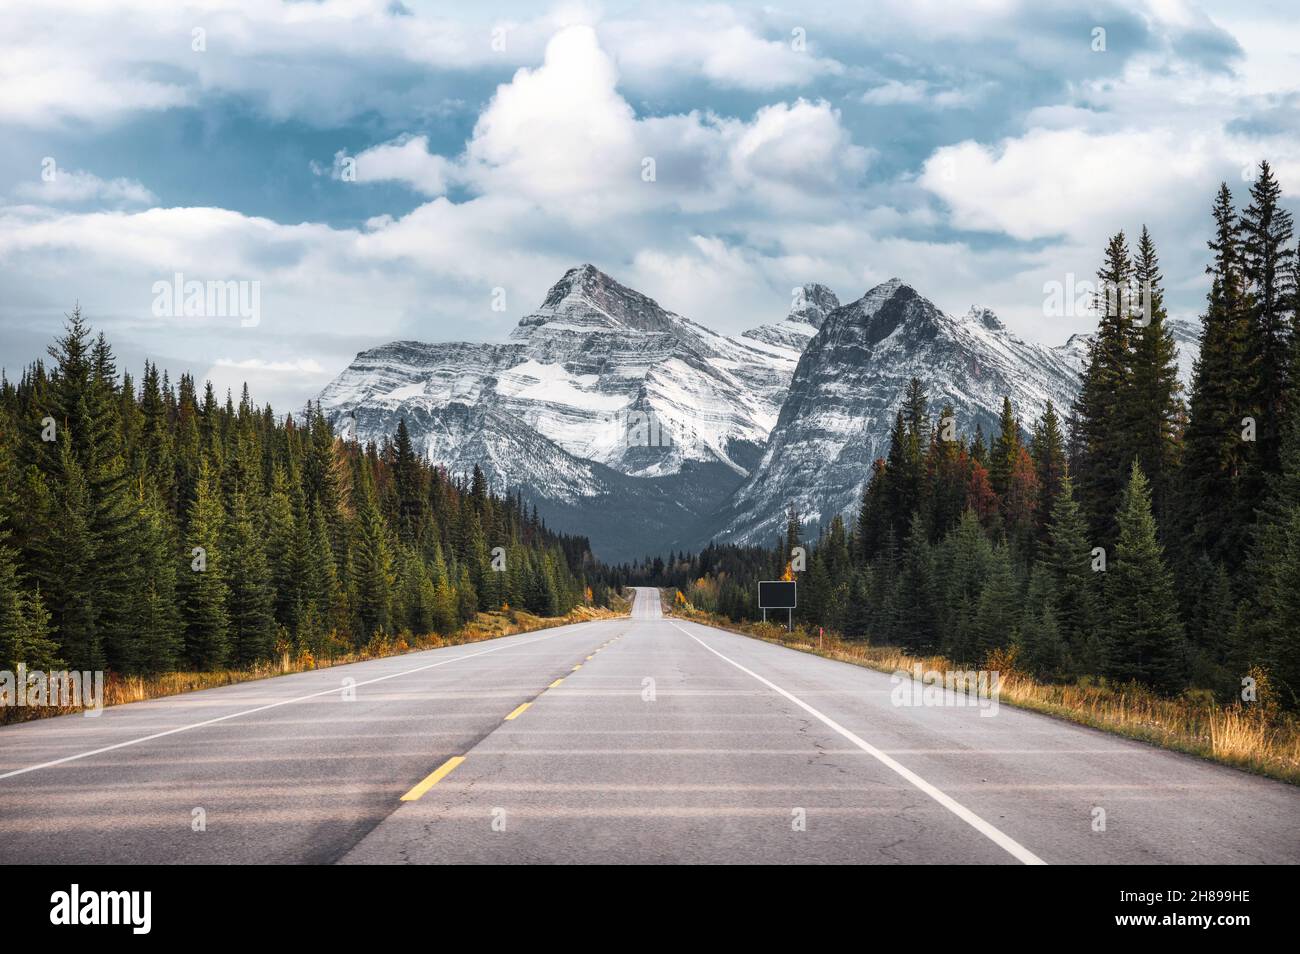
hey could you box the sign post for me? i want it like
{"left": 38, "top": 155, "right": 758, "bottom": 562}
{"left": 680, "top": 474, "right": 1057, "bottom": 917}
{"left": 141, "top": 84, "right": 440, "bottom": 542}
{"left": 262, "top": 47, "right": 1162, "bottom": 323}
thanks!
{"left": 758, "top": 581, "right": 797, "bottom": 632}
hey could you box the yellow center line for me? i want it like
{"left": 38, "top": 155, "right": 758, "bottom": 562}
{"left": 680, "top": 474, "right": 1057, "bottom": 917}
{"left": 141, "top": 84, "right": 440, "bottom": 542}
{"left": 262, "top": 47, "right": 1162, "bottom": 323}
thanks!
{"left": 586, "top": 654, "right": 594, "bottom": 660}
{"left": 400, "top": 755, "right": 465, "bottom": 802}
{"left": 549, "top": 678, "right": 564, "bottom": 688}
{"left": 572, "top": 664, "right": 582, "bottom": 670}
{"left": 504, "top": 702, "right": 532, "bottom": 721}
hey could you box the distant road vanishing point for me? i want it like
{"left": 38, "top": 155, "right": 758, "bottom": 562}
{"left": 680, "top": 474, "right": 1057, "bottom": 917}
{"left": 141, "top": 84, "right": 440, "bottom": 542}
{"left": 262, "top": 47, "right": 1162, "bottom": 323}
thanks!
{"left": 1, "top": 588, "right": 1296, "bottom": 864}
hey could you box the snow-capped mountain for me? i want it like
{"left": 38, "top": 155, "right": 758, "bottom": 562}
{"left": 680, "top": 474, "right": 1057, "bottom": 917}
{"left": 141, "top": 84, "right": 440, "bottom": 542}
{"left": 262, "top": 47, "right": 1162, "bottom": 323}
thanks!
{"left": 1051, "top": 315, "right": 1200, "bottom": 389}
{"left": 318, "top": 265, "right": 819, "bottom": 559}
{"left": 711, "top": 280, "right": 1084, "bottom": 547}
{"left": 319, "top": 265, "right": 791, "bottom": 484}
{"left": 318, "top": 266, "right": 1178, "bottom": 560}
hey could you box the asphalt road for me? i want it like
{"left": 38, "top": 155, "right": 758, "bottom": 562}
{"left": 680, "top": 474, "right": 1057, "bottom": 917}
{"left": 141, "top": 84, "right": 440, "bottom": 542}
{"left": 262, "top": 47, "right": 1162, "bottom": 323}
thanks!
{"left": 1, "top": 587, "right": 1297, "bottom": 864}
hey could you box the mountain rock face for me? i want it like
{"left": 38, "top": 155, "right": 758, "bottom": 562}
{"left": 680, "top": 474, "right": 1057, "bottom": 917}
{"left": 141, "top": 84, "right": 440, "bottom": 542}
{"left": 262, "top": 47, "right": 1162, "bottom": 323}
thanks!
{"left": 1051, "top": 316, "right": 1201, "bottom": 390}
{"left": 711, "top": 279, "right": 1083, "bottom": 547}
{"left": 319, "top": 266, "right": 1190, "bottom": 561}
{"left": 319, "top": 265, "right": 813, "bottom": 560}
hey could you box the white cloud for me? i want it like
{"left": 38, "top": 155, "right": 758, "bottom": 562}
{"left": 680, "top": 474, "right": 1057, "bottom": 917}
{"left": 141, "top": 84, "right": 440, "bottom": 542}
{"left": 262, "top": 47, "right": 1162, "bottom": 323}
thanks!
{"left": 14, "top": 169, "right": 156, "bottom": 206}
{"left": 0, "top": 1, "right": 845, "bottom": 131}
{"left": 919, "top": 127, "right": 1219, "bottom": 242}
{"left": 343, "top": 136, "right": 453, "bottom": 196}
{"left": 3, "top": 3, "right": 1298, "bottom": 417}
{"left": 340, "top": 26, "right": 867, "bottom": 225}
{"left": 861, "top": 80, "right": 929, "bottom": 105}
{"left": 606, "top": 18, "right": 843, "bottom": 92}
{"left": 730, "top": 100, "right": 871, "bottom": 199}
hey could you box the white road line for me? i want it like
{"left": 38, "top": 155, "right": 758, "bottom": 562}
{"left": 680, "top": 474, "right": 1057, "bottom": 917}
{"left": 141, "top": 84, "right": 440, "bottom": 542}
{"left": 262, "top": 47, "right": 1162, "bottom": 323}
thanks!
{"left": 669, "top": 619, "right": 1047, "bottom": 866}
{"left": 0, "top": 626, "right": 588, "bottom": 781}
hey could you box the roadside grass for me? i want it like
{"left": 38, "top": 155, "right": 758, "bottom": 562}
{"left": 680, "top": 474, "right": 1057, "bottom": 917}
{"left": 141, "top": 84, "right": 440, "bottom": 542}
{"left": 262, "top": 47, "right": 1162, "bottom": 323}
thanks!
{"left": 671, "top": 602, "right": 1300, "bottom": 786}
{"left": 1, "top": 601, "right": 628, "bottom": 725}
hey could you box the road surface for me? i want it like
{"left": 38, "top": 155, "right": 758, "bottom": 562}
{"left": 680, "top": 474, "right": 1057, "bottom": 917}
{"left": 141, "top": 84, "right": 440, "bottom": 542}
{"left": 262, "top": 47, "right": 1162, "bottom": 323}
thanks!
{"left": 1, "top": 588, "right": 1296, "bottom": 864}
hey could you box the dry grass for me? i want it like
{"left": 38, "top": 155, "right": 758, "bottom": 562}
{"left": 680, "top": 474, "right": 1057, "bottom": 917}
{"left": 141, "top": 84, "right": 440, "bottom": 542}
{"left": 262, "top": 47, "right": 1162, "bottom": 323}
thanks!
{"left": 674, "top": 604, "right": 1300, "bottom": 786}
{"left": 1, "top": 602, "right": 626, "bottom": 725}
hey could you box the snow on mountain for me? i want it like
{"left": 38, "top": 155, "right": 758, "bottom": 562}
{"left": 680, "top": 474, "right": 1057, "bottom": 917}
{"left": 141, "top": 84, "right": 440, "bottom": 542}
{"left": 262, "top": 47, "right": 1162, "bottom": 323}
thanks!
{"left": 318, "top": 265, "right": 809, "bottom": 559}
{"left": 712, "top": 280, "right": 1084, "bottom": 547}
{"left": 1050, "top": 315, "right": 1201, "bottom": 389}
{"left": 319, "top": 266, "right": 1133, "bottom": 560}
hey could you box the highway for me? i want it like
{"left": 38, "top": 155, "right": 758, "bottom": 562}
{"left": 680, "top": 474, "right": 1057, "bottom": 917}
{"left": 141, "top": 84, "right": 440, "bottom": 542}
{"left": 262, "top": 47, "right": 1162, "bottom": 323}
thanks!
{"left": 1, "top": 587, "right": 1296, "bottom": 864}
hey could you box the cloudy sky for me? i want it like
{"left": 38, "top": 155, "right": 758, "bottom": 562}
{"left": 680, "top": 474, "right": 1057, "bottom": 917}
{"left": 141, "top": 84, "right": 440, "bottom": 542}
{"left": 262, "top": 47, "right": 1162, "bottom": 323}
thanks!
{"left": 2, "top": 0, "right": 1298, "bottom": 411}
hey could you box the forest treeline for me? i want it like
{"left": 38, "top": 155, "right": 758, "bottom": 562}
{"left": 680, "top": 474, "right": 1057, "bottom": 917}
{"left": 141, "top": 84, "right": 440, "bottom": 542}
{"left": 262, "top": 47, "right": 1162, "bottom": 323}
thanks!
{"left": 0, "top": 312, "right": 615, "bottom": 675}
{"left": 630, "top": 162, "right": 1300, "bottom": 706}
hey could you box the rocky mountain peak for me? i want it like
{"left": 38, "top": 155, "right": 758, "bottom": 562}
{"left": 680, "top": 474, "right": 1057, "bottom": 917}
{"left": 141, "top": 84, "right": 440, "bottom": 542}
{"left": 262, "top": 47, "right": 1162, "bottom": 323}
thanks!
{"left": 523, "top": 263, "right": 679, "bottom": 334}
{"left": 788, "top": 283, "right": 841, "bottom": 328}
{"left": 965, "top": 306, "right": 1004, "bottom": 331}
{"left": 821, "top": 278, "right": 938, "bottom": 346}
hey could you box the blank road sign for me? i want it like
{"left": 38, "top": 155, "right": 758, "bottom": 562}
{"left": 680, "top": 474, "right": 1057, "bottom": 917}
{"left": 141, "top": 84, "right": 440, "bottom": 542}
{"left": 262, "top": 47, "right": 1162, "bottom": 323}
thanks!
{"left": 759, "top": 580, "right": 797, "bottom": 609}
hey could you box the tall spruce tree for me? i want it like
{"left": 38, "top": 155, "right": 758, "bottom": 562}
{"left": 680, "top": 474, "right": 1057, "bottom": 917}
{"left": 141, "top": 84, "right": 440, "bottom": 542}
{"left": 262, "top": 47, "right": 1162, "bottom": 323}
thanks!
{"left": 1043, "top": 474, "right": 1100, "bottom": 673}
{"left": 1181, "top": 183, "right": 1252, "bottom": 574}
{"left": 1030, "top": 401, "right": 1067, "bottom": 539}
{"left": 1127, "top": 226, "right": 1184, "bottom": 531}
{"left": 1239, "top": 160, "right": 1296, "bottom": 483}
{"left": 1073, "top": 232, "right": 1136, "bottom": 545}
{"left": 1104, "top": 462, "right": 1186, "bottom": 692}
{"left": 181, "top": 459, "right": 230, "bottom": 669}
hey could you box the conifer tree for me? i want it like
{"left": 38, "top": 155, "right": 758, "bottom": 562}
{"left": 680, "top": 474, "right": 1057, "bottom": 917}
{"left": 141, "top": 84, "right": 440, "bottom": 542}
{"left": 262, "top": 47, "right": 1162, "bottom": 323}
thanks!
{"left": 1019, "top": 563, "right": 1066, "bottom": 680}
{"left": 1181, "top": 183, "right": 1252, "bottom": 573}
{"left": 1073, "top": 232, "right": 1136, "bottom": 545}
{"left": 989, "top": 396, "right": 1020, "bottom": 498}
{"left": 1127, "top": 226, "right": 1185, "bottom": 531}
{"left": 1042, "top": 475, "right": 1100, "bottom": 671}
{"left": 0, "top": 536, "right": 61, "bottom": 671}
{"left": 973, "top": 542, "right": 1017, "bottom": 659}
{"left": 895, "top": 514, "right": 937, "bottom": 652}
{"left": 182, "top": 459, "right": 230, "bottom": 669}
{"left": 1239, "top": 160, "right": 1296, "bottom": 482}
{"left": 1104, "top": 462, "right": 1186, "bottom": 692}
{"left": 224, "top": 489, "right": 277, "bottom": 665}
{"left": 351, "top": 465, "right": 393, "bottom": 640}
{"left": 1030, "top": 401, "right": 1067, "bottom": 537}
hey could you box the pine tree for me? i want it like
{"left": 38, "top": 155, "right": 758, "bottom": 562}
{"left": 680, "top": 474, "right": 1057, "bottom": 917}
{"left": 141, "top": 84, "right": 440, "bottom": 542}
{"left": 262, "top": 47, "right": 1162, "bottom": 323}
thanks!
{"left": 1073, "top": 232, "right": 1136, "bottom": 545}
{"left": 34, "top": 436, "right": 102, "bottom": 670}
{"left": 0, "top": 535, "right": 61, "bottom": 671}
{"left": 181, "top": 459, "right": 230, "bottom": 669}
{"left": 1181, "top": 183, "right": 1252, "bottom": 573}
{"left": 895, "top": 513, "right": 937, "bottom": 652}
{"left": 1104, "top": 462, "right": 1187, "bottom": 692}
{"left": 224, "top": 489, "right": 276, "bottom": 665}
{"left": 1126, "top": 226, "right": 1185, "bottom": 532}
{"left": 264, "top": 466, "right": 304, "bottom": 637}
{"left": 127, "top": 491, "right": 183, "bottom": 673}
{"left": 1003, "top": 445, "right": 1040, "bottom": 560}
{"left": 882, "top": 409, "right": 924, "bottom": 541}
{"left": 1239, "top": 336, "right": 1300, "bottom": 699}
{"left": 1239, "top": 160, "right": 1296, "bottom": 482}
{"left": 1030, "top": 401, "right": 1067, "bottom": 538}
{"left": 925, "top": 402, "right": 966, "bottom": 541}
{"left": 973, "top": 543, "right": 1018, "bottom": 659}
{"left": 1042, "top": 474, "right": 1100, "bottom": 672}
{"left": 351, "top": 465, "right": 393, "bottom": 640}
{"left": 1019, "top": 563, "right": 1066, "bottom": 680}
{"left": 941, "top": 510, "right": 992, "bottom": 661}
{"left": 989, "top": 396, "right": 1020, "bottom": 498}
{"left": 1261, "top": 504, "right": 1300, "bottom": 705}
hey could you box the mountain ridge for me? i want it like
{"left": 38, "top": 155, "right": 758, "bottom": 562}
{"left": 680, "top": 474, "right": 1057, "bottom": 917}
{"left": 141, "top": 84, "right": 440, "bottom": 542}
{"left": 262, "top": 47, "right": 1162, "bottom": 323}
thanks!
{"left": 317, "top": 265, "right": 1198, "bottom": 561}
